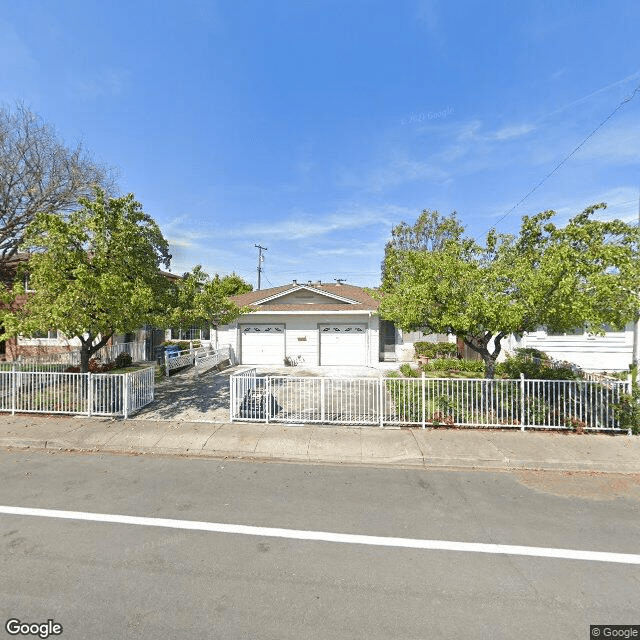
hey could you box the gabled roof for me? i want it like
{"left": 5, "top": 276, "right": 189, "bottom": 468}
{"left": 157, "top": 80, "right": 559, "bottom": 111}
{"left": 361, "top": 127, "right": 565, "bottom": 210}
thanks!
{"left": 232, "top": 282, "right": 380, "bottom": 312}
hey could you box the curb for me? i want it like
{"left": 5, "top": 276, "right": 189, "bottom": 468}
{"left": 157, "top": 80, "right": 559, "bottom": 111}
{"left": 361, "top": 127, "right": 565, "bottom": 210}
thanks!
{"left": 1, "top": 438, "right": 639, "bottom": 474}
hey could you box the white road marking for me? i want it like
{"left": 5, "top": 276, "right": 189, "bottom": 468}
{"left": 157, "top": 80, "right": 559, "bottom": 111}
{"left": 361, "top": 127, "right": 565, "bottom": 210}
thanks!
{"left": 1, "top": 504, "right": 638, "bottom": 565}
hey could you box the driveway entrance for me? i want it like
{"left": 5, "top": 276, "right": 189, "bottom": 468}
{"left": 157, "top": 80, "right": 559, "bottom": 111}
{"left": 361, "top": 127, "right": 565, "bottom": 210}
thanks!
{"left": 134, "top": 365, "right": 388, "bottom": 423}
{"left": 132, "top": 366, "right": 234, "bottom": 422}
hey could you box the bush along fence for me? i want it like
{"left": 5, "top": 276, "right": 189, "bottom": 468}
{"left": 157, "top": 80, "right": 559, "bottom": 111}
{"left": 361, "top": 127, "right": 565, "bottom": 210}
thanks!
{"left": 229, "top": 371, "right": 633, "bottom": 433}
{"left": 165, "top": 344, "right": 234, "bottom": 376}
{"left": 0, "top": 365, "right": 155, "bottom": 418}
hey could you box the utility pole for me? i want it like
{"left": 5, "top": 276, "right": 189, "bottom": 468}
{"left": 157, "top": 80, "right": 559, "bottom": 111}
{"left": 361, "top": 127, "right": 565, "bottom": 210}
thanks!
{"left": 632, "top": 193, "right": 640, "bottom": 388}
{"left": 255, "top": 244, "right": 267, "bottom": 290}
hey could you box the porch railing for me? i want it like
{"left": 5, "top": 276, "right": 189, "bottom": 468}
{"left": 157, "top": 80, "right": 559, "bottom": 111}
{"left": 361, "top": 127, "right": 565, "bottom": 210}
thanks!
{"left": 165, "top": 344, "right": 234, "bottom": 376}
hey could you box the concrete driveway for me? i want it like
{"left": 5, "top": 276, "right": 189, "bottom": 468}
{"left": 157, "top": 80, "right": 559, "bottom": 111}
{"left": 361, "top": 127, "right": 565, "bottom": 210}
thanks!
{"left": 132, "top": 365, "right": 234, "bottom": 422}
{"left": 253, "top": 365, "right": 392, "bottom": 378}
{"left": 133, "top": 364, "right": 395, "bottom": 423}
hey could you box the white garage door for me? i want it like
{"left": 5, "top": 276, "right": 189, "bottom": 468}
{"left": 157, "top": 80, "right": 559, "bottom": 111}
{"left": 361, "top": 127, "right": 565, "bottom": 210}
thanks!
{"left": 319, "top": 324, "right": 367, "bottom": 366}
{"left": 241, "top": 325, "right": 285, "bottom": 365}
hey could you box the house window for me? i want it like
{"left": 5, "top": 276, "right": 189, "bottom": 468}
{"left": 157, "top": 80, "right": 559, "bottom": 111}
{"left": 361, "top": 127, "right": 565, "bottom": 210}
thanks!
{"left": 170, "top": 326, "right": 210, "bottom": 340}
{"left": 31, "top": 330, "right": 59, "bottom": 340}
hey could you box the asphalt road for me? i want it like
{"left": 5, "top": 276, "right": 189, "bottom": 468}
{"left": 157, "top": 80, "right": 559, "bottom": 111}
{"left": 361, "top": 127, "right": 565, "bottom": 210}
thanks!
{"left": 0, "top": 450, "right": 639, "bottom": 639}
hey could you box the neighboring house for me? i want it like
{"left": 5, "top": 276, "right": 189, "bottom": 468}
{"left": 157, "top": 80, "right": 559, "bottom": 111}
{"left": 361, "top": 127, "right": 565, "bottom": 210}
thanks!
{"left": 216, "top": 280, "right": 417, "bottom": 366}
{"left": 0, "top": 253, "right": 172, "bottom": 363}
{"left": 504, "top": 325, "right": 636, "bottom": 372}
{"left": 0, "top": 254, "right": 80, "bottom": 361}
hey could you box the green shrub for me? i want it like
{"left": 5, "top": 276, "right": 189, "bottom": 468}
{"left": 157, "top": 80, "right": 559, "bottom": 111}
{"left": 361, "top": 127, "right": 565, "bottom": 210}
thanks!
{"left": 114, "top": 351, "right": 133, "bottom": 368}
{"left": 162, "top": 340, "right": 191, "bottom": 351}
{"left": 154, "top": 364, "right": 166, "bottom": 383}
{"left": 496, "top": 353, "right": 579, "bottom": 380}
{"left": 615, "top": 387, "right": 640, "bottom": 434}
{"left": 421, "top": 358, "right": 484, "bottom": 373}
{"left": 399, "top": 363, "right": 421, "bottom": 377}
{"left": 513, "top": 347, "right": 549, "bottom": 360}
{"left": 414, "top": 341, "right": 458, "bottom": 359}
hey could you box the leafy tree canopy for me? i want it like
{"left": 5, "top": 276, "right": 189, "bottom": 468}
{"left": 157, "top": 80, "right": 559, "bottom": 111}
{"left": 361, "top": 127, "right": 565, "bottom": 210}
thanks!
{"left": 377, "top": 204, "right": 640, "bottom": 378}
{"left": 168, "top": 265, "right": 252, "bottom": 331}
{"left": 2, "top": 188, "right": 171, "bottom": 371}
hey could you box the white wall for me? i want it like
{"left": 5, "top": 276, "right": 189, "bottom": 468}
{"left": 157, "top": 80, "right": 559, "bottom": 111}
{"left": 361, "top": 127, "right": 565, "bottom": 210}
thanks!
{"left": 17, "top": 333, "right": 81, "bottom": 347}
{"left": 514, "top": 325, "right": 634, "bottom": 372}
{"left": 217, "top": 313, "right": 379, "bottom": 366}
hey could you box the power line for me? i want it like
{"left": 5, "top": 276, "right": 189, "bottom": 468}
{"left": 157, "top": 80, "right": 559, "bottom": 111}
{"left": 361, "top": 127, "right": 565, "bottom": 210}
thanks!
{"left": 493, "top": 83, "right": 640, "bottom": 227}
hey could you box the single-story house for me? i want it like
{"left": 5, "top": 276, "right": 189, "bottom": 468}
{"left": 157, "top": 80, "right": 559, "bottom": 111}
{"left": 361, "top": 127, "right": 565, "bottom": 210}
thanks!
{"left": 215, "top": 279, "right": 638, "bottom": 371}
{"left": 214, "top": 280, "right": 416, "bottom": 366}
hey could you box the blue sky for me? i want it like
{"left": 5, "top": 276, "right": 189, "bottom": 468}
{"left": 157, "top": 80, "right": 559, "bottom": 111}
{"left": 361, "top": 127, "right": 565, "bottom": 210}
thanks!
{"left": 2, "top": 0, "right": 639, "bottom": 288}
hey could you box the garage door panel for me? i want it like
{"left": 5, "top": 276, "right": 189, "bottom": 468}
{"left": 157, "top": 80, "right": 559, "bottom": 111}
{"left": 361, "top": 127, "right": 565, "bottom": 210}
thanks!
{"left": 241, "top": 325, "right": 285, "bottom": 365}
{"left": 320, "top": 324, "right": 367, "bottom": 366}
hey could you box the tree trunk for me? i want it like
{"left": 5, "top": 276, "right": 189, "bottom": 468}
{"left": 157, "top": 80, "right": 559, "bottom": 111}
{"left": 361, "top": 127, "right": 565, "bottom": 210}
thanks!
{"left": 462, "top": 331, "right": 505, "bottom": 380}
{"left": 483, "top": 354, "right": 497, "bottom": 380}
{"left": 79, "top": 345, "right": 91, "bottom": 373}
{"left": 78, "top": 331, "right": 113, "bottom": 373}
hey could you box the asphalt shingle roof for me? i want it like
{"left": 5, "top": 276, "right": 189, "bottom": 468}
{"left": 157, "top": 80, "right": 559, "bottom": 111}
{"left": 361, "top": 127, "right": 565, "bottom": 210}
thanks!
{"left": 232, "top": 282, "right": 380, "bottom": 312}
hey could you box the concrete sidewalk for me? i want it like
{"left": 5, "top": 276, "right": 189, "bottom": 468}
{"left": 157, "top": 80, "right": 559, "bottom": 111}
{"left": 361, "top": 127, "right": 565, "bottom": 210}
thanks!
{"left": 0, "top": 414, "right": 639, "bottom": 473}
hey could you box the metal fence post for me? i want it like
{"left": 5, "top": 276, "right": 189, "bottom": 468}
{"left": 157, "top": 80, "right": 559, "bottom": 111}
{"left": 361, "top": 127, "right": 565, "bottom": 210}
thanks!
{"left": 421, "top": 372, "right": 426, "bottom": 429}
{"left": 265, "top": 376, "right": 270, "bottom": 423}
{"left": 87, "top": 372, "right": 93, "bottom": 417}
{"left": 379, "top": 377, "right": 384, "bottom": 427}
{"left": 165, "top": 352, "right": 170, "bottom": 377}
{"left": 520, "top": 373, "right": 526, "bottom": 431}
{"left": 626, "top": 373, "right": 633, "bottom": 436}
{"left": 11, "top": 364, "right": 16, "bottom": 416}
{"left": 123, "top": 373, "right": 129, "bottom": 419}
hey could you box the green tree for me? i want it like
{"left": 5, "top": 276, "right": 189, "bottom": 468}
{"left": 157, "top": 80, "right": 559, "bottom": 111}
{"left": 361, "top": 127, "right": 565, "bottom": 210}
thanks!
{"left": 377, "top": 205, "right": 640, "bottom": 379}
{"left": 2, "top": 188, "right": 172, "bottom": 372}
{"left": 168, "top": 266, "right": 252, "bottom": 333}
{"left": 381, "top": 209, "right": 466, "bottom": 282}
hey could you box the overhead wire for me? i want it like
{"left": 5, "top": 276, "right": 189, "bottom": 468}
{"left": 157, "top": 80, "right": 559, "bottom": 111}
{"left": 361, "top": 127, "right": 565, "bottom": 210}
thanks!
{"left": 492, "top": 83, "right": 640, "bottom": 227}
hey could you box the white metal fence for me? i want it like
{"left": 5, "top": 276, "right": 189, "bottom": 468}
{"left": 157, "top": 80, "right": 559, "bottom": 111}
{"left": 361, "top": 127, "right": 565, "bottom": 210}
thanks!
{"left": 0, "top": 361, "right": 70, "bottom": 373}
{"left": 0, "top": 365, "right": 154, "bottom": 418}
{"left": 97, "top": 341, "right": 148, "bottom": 363}
{"left": 229, "top": 372, "right": 631, "bottom": 432}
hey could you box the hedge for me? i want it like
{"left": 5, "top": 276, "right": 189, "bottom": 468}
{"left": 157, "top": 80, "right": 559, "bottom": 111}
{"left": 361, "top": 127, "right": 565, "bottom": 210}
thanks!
{"left": 414, "top": 341, "right": 458, "bottom": 359}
